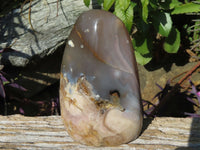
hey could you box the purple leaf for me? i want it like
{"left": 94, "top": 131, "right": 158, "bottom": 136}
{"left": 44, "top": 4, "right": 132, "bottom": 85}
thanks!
{"left": 0, "top": 74, "right": 9, "bottom": 82}
{"left": 0, "top": 49, "right": 4, "bottom": 53}
{"left": 189, "top": 80, "right": 200, "bottom": 104}
{"left": 0, "top": 79, "right": 6, "bottom": 98}
{"left": 156, "top": 83, "right": 163, "bottom": 90}
{"left": 142, "top": 101, "right": 148, "bottom": 107}
{"left": 8, "top": 83, "right": 27, "bottom": 91}
{"left": 186, "top": 97, "right": 199, "bottom": 106}
{"left": 36, "top": 101, "right": 45, "bottom": 105}
{"left": 184, "top": 112, "right": 200, "bottom": 118}
{"left": 197, "top": 94, "right": 200, "bottom": 104}
{"left": 19, "top": 108, "right": 25, "bottom": 114}
{"left": 142, "top": 100, "right": 156, "bottom": 107}
{"left": 52, "top": 99, "right": 58, "bottom": 108}
{"left": 191, "top": 82, "right": 197, "bottom": 93}
{"left": 144, "top": 106, "right": 156, "bottom": 116}
{"left": 197, "top": 92, "right": 200, "bottom": 103}
{"left": 151, "top": 91, "right": 162, "bottom": 100}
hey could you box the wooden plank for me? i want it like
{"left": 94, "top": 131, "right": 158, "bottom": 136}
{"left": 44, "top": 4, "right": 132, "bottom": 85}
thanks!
{"left": 0, "top": 115, "right": 199, "bottom": 149}
{"left": 0, "top": 0, "right": 94, "bottom": 67}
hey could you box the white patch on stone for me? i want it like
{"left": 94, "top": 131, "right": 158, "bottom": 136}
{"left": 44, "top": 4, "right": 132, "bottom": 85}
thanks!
{"left": 114, "top": 70, "right": 121, "bottom": 78}
{"left": 68, "top": 40, "right": 74, "bottom": 47}
{"left": 126, "top": 40, "right": 129, "bottom": 44}
{"left": 80, "top": 44, "right": 84, "bottom": 48}
{"left": 80, "top": 75, "right": 85, "bottom": 80}
{"left": 70, "top": 67, "right": 73, "bottom": 72}
{"left": 95, "top": 94, "right": 100, "bottom": 100}
{"left": 63, "top": 72, "right": 67, "bottom": 77}
{"left": 84, "top": 29, "right": 90, "bottom": 33}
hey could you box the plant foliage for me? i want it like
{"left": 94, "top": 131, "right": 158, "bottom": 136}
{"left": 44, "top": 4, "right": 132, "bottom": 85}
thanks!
{"left": 83, "top": 0, "right": 200, "bottom": 65}
{"left": 0, "top": 48, "right": 27, "bottom": 99}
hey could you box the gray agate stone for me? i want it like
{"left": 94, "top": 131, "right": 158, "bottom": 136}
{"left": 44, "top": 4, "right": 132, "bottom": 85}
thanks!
{"left": 60, "top": 9, "right": 143, "bottom": 146}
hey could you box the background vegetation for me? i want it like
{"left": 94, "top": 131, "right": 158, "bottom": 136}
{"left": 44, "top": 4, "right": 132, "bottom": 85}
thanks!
{"left": 84, "top": 0, "right": 200, "bottom": 65}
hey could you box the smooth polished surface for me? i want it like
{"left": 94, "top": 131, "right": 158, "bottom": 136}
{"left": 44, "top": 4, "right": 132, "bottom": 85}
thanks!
{"left": 60, "top": 10, "right": 143, "bottom": 146}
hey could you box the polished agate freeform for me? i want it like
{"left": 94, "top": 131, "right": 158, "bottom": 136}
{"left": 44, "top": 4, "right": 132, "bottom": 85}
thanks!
{"left": 60, "top": 9, "right": 143, "bottom": 146}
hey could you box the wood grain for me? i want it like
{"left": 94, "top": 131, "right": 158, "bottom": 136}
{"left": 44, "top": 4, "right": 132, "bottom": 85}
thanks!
{"left": 0, "top": 115, "right": 200, "bottom": 149}
{"left": 0, "top": 0, "right": 93, "bottom": 67}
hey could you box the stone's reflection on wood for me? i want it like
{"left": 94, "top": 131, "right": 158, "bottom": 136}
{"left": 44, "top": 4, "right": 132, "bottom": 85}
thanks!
{"left": 60, "top": 10, "right": 143, "bottom": 146}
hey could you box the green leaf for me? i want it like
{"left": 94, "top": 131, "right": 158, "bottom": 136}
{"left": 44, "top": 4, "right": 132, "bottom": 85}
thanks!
{"left": 134, "top": 51, "right": 152, "bottom": 65}
{"left": 84, "top": 0, "right": 90, "bottom": 7}
{"left": 169, "top": 0, "right": 182, "bottom": 9}
{"left": 118, "top": 0, "right": 130, "bottom": 10}
{"left": 164, "top": 27, "right": 180, "bottom": 53}
{"left": 103, "top": 0, "right": 115, "bottom": 11}
{"left": 193, "top": 21, "right": 200, "bottom": 41}
{"left": 132, "top": 35, "right": 152, "bottom": 55}
{"left": 125, "top": 2, "right": 135, "bottom": 32}
{"left": 141, "top": 0, "right": 149, "bottom": 23}
{"left": 149, "top": 0, "right": 158, "bottom": 9}
{"left": 132, "top": 32, "right": 153, "bottom": 65}
{"left": 114, "top": 1, "right": 136, "bottom": 32}
{"left": 152, "top": 12, "right": 172, "bottom": 37}
{"left": 172, "top": 2, "right": 200, "bottom": 14}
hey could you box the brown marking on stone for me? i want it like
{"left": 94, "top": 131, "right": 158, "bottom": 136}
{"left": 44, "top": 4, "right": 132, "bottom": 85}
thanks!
{"left": 64, "top": 97, "right": 83, "bottom": 112}
{"left": 77, "top": 77, "right": 91, "bottom": 96}
{"left": 79, "top": 125, "right": 102, "bottom": 146}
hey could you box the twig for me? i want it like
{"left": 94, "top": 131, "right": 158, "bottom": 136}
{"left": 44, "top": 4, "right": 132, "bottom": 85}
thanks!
{"left": 21, "top": 0, "right": 36, "bottom": 32}
{"left": 57, "top": 0, "right": 59, "bottom": 17}
{"left": 148, "top": 61, "right": 200, "bottom": 117}
{"left": 28, "top": 0, "right": 36, "bottom": 32}
{"left": 178, "top": 61, "right": 200, "bottom": 85}
{"left": 170, "top": 71, "right": 187, "bottom": 84}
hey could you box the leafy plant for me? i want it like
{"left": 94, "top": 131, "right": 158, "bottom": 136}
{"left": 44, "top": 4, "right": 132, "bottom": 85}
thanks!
{"left": 143, "top": 61, "right": 200, "bottom": 117}
{"left": 0, "top": 48, "right": 27, "bottom": 115}
{"left": 143, "top": 79, "right": 200, "bottom": 117}
{"left": 188, "top": 18, "right": 200, "bottom": 59}
{"left": 83, "top": 0, "right": 200, "bottom": 65}
{"left": 185, "top": 80, "right": 200, "bottom": 117}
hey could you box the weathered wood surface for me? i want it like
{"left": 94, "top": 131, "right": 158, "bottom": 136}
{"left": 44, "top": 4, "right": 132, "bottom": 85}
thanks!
{"left": 0, "top": 115, "right": 200, "bottom": 149}
{"left": 0, "top": 0, "right": 99, "bottom": 98}
{"left": 0, "top": 0, "right": 95, "bottom": 67}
